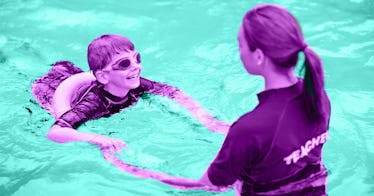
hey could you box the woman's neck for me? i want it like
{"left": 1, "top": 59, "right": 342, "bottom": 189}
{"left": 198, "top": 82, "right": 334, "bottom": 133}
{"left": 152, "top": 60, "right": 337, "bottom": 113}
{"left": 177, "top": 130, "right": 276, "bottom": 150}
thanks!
{"left": 262, "top": 65, "right": 298, "bottom": 90}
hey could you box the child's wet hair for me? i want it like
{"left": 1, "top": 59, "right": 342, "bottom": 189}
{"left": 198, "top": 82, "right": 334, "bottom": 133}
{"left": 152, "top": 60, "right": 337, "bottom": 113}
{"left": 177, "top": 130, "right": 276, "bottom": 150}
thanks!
{"left": 242, "top": 4, "right": 328, "bottom": 124}
{"left": 87, "top": 34, "right": 135, "bottom": 73}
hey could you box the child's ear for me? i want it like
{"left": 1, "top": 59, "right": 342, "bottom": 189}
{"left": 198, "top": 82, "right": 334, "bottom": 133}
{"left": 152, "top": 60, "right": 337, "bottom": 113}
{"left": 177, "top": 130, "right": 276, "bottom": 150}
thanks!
{"left": 95, "top": 70, "right": 109, "bottom": 84}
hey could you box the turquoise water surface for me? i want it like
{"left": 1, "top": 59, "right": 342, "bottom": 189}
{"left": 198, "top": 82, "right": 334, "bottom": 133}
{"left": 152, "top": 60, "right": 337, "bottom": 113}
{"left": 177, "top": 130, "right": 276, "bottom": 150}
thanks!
{"left": 1, "top": 0, "right": 374, "bottom": 195}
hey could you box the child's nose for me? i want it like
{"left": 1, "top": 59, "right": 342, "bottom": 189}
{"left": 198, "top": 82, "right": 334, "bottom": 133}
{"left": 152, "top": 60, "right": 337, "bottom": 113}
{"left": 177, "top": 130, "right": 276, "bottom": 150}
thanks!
{"left": 130, "top": 62, "right": 141, "bottom": 70}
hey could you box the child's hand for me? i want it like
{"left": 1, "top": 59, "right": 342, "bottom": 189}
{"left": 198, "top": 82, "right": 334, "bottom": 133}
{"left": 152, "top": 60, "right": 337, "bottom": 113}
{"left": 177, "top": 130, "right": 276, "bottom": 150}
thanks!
{"left": 88, "top": 135, "right": 128, "bottom": 155}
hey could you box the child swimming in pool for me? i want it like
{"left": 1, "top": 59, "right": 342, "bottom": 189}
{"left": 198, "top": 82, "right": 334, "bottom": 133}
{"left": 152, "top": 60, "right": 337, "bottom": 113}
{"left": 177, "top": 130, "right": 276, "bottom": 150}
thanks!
{"left": 32, "top": 34, "right": 230, "bottom": 155}
{"left": 120, "top": 4, "right": 331, "bottom": 196}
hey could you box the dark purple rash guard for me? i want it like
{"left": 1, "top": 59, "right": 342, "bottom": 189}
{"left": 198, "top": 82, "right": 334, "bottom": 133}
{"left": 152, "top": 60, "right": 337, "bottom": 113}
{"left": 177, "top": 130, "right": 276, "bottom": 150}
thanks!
{"left": 54, "top": 77, "right": 156, "bottom": 129}
{"left": 207, "top": 79, "right": 331, "bottom": 194}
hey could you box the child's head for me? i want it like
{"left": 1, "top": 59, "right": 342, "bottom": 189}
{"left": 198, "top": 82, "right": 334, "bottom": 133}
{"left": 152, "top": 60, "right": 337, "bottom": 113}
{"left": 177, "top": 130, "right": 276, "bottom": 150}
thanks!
{"left": 239, "top": 4, "right": 328, "bottom": 123}
{"left": 88, "top": 34, "right": 135, "bottom": 73}
{"left": 87, "top": 34, "right": 142, "bottom": 92}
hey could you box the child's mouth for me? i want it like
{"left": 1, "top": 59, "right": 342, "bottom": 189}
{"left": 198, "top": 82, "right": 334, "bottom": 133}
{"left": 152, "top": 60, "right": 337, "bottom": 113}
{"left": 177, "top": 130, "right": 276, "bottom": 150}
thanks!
{"left": 126, "top": 73, "right": 139, "bottom": 80}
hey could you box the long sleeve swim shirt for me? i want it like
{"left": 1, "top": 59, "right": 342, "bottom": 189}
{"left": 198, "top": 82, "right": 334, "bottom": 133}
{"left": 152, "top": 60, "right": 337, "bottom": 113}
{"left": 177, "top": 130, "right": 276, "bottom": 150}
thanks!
{"left": 54, "top": 77, "right": 157, "bottom": 129}
{"left": 207, "top": 79, "right": 331, "bottom": 195}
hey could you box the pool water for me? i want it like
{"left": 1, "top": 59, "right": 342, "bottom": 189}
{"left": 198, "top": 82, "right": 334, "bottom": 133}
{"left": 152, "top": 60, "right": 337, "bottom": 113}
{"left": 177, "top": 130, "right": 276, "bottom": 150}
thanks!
{"left": 1, "top": 0, "right": 374, "bottom": 195}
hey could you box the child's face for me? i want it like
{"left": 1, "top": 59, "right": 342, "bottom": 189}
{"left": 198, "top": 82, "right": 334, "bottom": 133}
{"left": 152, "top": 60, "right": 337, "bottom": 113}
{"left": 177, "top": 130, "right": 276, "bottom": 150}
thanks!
{"left": 103, "top": 50, "right": 142, "bottom": 90}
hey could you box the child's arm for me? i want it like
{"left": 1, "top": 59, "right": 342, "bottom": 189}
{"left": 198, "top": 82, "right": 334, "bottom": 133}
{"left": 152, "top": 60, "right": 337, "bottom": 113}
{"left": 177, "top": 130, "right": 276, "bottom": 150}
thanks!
{"left": 145, "top": 79, "right": 230, "bottom": 134}
{"left": 47, "top": 124, "right": 127, "bottom": 155}
{"left": 49, "top": 87, "right": 127, "bottom": 155}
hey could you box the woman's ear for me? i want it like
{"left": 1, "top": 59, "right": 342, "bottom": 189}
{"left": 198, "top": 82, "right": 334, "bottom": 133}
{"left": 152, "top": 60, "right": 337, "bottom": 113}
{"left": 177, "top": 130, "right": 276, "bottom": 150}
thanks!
{"left": 254, "top": 48, "right": 265, "bottom": 66}
{"left": 95, "top": 70, "right": 109, "bottom": 84}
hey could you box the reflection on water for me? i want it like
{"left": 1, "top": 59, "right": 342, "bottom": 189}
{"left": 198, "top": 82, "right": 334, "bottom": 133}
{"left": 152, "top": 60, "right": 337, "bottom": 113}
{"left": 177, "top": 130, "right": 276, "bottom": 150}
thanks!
{"left": 1, "top": 0, "right": 373, "bottom": 195}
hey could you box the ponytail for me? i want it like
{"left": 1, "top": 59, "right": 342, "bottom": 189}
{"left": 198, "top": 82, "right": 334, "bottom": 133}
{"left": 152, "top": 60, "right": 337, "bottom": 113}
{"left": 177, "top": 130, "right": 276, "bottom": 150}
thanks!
{"left": 302, "top": 46, "right": 328, "bottom": 124}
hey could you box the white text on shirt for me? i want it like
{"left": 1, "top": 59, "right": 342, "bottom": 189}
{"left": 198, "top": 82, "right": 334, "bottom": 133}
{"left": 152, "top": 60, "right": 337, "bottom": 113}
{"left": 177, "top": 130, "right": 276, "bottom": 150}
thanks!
{"left": 283, "top": 132, "right": 329, "bottom": 165}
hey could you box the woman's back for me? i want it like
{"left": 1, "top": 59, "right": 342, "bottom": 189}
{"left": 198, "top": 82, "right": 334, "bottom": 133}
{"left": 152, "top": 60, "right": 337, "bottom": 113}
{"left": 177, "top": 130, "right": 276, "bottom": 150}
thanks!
{"left": 243, "top": 79, "right": 330, "bottom": 194}
{"left": 208, "top": 79, "right": 330, "bottom": 195}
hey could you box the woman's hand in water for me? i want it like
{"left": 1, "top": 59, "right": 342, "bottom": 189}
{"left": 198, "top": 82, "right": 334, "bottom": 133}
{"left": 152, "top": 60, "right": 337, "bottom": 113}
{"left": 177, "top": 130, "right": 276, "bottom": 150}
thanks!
{"left": 88, "top": 134, "right": 128, "bottom": 155}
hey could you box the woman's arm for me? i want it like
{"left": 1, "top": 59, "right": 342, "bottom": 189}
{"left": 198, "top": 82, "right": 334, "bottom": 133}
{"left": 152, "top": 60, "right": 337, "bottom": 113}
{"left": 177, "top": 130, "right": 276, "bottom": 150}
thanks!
{"left": 159, "top": 170, "right": 217, "bottom": 189}
{"left": 148, "top": 81, "right": 230, "bottom": 134}
{"left": 102, "top": 149, "right": 230, "bottom": 192}
{"left": 152, "top": 123, "right": 248, "bottom": 194}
